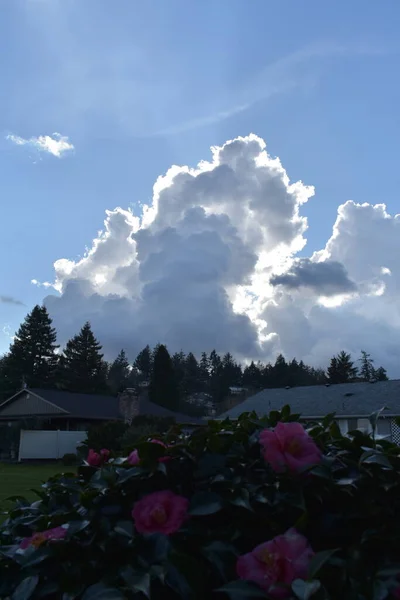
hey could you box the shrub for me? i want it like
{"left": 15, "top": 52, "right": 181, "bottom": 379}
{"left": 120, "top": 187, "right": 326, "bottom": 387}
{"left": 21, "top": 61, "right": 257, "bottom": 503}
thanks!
{"left": 61, "top": 452, "right": 78, "bottom": 466}
{"left": 83, "top": 420, "right": 128, "bottom": 453}
{"left": 1, "top": 407, "right": 400, "bottom": 599}
{"left": 120, "top": 415, "right": 176, "bottom": 452}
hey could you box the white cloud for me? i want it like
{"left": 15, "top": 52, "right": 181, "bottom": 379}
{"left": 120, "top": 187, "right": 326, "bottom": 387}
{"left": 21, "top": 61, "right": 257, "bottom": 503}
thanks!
{"left": 36, "top": 134, "right": 400, "bottom": 376}
{"left": 6, "top": 132, "right": 74, "bottom": 158}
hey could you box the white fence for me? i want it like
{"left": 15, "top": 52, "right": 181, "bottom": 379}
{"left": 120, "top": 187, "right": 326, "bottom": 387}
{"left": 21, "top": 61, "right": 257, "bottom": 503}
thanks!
{"left": 19, "top": 430, "right": 87, "bottom": 460}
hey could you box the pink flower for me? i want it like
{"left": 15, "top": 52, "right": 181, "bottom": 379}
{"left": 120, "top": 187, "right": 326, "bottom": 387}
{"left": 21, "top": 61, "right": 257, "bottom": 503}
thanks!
{"left": 87, "top": 448, "right": 110, "bottom": 467}
{"left": 128, "top": 449, "right": 140, "bottom": 465}
{"left": 236, "top": 528, "right": 314, "bottom": 599}
{"left": 132, "top": 490, "right": 189, "bottom": 535}
{"left": 127, "top": 440, "right": 170, "bottom": 466}
{"left": 20, "top": 526, "right": 67, "bottom": 550}
{"left": 151, "top": 439, "right": 171, "bottom": 463}
{"left": 392, "top": 587, "right": 400, "bottom": 599}
{"left": 260, "top": 422, "right": 321, "bottom": 474}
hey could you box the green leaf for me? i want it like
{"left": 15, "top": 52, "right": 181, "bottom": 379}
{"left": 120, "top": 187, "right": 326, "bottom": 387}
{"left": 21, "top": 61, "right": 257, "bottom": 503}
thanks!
{"left": 120, "top": 567, "right": 150, "bottom": 598}
{"left": 189, "top": 491, "right": 223, "bottom": 515}
{"left": 202, "top": 541, "right": 238, "bottom": 582}
{"left": 308, "top": 549, "right": 339, "bottom": 579}
{"left": 230, "top": 488, "right": 253, "bottom": 512}
{"left": 292, "top": 579, "right": 321, "bottom": 600}
{"left": 114, "top": 520, "right": 133, "bottom": 538}
{"left": 116, "top": 467, "right": 143, "bottom": 485}
{"left": 216, "top": 580, "right": 267, "bottom": 598}
{"left": 369, "top": 406, "right": 388, "bottom": 434}
{"left": 81, "top": 583, "right": 126, "bottom": 600}
{"left": 359, "top": 451, "right": 392, "bottom": 469}
{"left": 12, "top": 576, "right": 39, "bottom": 600}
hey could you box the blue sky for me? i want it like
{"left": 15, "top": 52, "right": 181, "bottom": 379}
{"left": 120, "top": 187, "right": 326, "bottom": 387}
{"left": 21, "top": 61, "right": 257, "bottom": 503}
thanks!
{"left": 1, "top": 0, "right": 400, "bottom": 370}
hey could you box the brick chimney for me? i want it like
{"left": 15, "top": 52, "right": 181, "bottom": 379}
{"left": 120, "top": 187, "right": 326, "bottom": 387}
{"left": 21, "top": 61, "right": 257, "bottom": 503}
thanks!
{"left": 118, "top": 388, "right": 140, "bottom": 425}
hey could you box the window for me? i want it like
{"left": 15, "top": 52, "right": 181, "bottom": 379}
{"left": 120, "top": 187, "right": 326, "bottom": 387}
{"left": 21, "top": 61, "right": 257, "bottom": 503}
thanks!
{"left": 347, "top": 418, "right": 357, "bottom": 431}
{"left": 357, "top": 418, "right": 372, "bottom": 434}
{"left": 377, "top": 418, "right": 391, "bottom": 437}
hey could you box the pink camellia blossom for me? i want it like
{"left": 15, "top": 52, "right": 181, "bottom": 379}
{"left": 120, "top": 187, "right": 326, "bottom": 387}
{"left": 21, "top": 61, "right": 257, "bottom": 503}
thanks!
{"left": 127, "top": 440, "right": 171, "bottom": 466}
{"left": 236, "top": 528, "right": 314, "bottom": 599}
{"left": 87, "top": 448, "right": 110, "bottom": 467}
{"left": 20, "top": 526, "right": 67, "bottom": 550}
{"left": 132, "top": 490, "right": 189, "bottom": 535}
{"left": 128, "top": 449, "right": 140, "bottom": 465}
{"left": 151, "top": 439, "right": 171, "bottom": 463}
{"left": 260, "top": 422, "right": 321, "bottom": 474}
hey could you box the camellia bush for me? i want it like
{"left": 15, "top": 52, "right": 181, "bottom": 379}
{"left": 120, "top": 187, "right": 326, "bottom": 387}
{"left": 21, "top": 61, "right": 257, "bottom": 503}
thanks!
{"left": 1, "top": 407, "right": 400, "bottom": 599}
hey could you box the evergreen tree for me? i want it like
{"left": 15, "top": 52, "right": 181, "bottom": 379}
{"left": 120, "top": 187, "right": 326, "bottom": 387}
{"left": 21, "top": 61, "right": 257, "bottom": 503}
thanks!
{"left": 108, "top": 349, "right": 130, "bottom": 395}
{"left": 182, "top": 352, "right": 200, "bottom": 395}
{"left": 271, "top": 354, "right": 289, "bottom": 387}
{"left": 242, "top": 361, "right": 263, "bottom": 390}
{"left": 149, "top": 344, "right": 179, "bottom": 410}
{"left": 199, "top": 352, "right": 210, "bottom": 391}
{"left": 359, "top": 350, "right": 375, "bottom": 382}
{"left": 2, "top": 305, "right": 58, "bottom": 392}
{"left": 327, "top": 351, "right": 357, "bottom": 384}
{"left": 133, "top": 345, "right": 152, "bottom": 382}
{"left": 172, "top": 351, "right": 186, "bottom": 392}
{"left": 59, "top": 322, "right": 108, "bottom": 393}
{"left": 374, "top": 366, "right": 389, "bottom": 381}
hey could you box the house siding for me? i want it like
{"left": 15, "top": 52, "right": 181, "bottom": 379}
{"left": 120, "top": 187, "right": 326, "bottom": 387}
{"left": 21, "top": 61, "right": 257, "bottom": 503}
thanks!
{"left": 0, "top": 392, "right": 65, "bottom": 417}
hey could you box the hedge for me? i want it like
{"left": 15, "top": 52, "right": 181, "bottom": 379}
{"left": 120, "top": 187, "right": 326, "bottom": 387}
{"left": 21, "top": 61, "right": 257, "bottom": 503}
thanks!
{"left": 1, "top": 406, "right": 400, "bottom": 599}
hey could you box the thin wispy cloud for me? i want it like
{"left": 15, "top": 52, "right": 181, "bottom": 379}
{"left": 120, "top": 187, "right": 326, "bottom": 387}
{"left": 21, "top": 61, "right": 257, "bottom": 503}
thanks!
{"left": 0, "top": 295, "right": 25, "bottom": 306}
{"left": 154, "top": 40, "right": 395, "bottom": 136}
{"left": 6, "top": 132, "right": 74, "bottom": 158}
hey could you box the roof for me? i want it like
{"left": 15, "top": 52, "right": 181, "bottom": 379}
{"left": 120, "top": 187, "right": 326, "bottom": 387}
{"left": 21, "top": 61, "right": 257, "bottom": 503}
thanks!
{"left": 0, "top": 388, "right": 202, "bottom": 424}
{"left": 31, "top": 388, "right": 121, "bottom": 420}
{"left": 218, "top": 379, "right": 400, "bottom": 420}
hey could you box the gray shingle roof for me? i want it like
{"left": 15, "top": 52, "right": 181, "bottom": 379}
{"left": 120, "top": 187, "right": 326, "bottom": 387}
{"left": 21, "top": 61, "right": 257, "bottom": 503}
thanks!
{"left": 30, "top": 389, "right": 121, "bottom": 420}
{"left": 25, "top": 389, "right": 202, "bottom": 424}
{"left": 218, "top": 380, "right": 400, "bottom": 419}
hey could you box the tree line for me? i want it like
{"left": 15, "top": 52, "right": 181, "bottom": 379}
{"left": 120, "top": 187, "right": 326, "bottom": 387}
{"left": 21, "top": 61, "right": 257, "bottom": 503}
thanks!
{"left": 0, "top": 305, "right": 389, "bottom": 410}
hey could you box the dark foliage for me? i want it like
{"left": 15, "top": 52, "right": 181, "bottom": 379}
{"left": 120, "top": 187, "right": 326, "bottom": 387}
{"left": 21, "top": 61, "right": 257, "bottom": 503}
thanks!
{"left": 2, "top": 408, "right": 400, "bottom": 599}
{"left": 58, "top": 322, "right": 108, "bottom": 393}
{"left": 0, "top": 305, "right": 58, "bottom": 396}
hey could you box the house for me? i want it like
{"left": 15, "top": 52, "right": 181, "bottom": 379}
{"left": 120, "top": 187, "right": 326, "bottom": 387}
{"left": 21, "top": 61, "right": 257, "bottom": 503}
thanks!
{"left": 0, "top": 387, "right": 202, "bottom": 460}
{"left": 218, "top": 380, "right": 400, "bottom": 443}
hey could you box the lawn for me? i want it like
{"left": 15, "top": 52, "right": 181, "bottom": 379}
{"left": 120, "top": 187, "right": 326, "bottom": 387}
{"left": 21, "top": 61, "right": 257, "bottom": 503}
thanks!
{"left": 0, "top": 463, "right": 75, "bottom": 520}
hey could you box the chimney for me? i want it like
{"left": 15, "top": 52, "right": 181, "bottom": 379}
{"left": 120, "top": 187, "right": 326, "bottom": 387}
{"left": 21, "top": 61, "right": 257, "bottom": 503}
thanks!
{"left": 118, "top": 388, "right": 140, "bottom": 425}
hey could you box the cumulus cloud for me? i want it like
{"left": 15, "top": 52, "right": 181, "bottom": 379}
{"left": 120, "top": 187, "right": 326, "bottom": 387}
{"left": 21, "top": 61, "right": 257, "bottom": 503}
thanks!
{"left": 270, "top": 258, "right": 357, "bottom": 296}
{"left": 37, "top": 134, "right": 400, "bottom": 376}
{"left": 6, "top": 132, "right": 74, "bottom": 157}
{"left": 0, "top": 295, "right": 25, "bottom": 306}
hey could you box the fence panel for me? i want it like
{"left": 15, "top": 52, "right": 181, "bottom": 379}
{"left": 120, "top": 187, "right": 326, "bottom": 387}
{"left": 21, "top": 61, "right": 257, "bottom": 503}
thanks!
{"left": 19, "top": 430, "right": 87, "bottom": 460}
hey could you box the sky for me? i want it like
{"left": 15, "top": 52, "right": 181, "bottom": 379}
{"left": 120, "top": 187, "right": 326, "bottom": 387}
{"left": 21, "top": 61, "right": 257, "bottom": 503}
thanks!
{"left": 1, "top": 0, "right": 400, "bottom": 375}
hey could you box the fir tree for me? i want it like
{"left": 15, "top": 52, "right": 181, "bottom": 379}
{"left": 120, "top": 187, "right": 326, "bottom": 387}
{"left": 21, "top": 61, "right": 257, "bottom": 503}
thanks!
{"left": 182, "top": 352, "right": 200, "bottom": 395}
{"left": 108, "top": 349, "right": 130, "bottom": 394}
{"left": 327, "top": 351, "right": 357, "bottom": 384}
{"left": 133, "top": 345, "right": 153, "bottom": 382}
{"left": 359, "top": 350, "right": 375, "bottom": 382}
{"left": 2, "top": 305, "right": 58, "bottom": 392}
{"left": 199, "top": 352, "right": 210, "bottom": 390}
{"left": 374, "top": 366, "right": 388, "bottom": 381}
{"left": 149, "top": 344, "right": 179, "bottom": 410}
{"left": 59, "top": 322, "right": 107, "bottom": 393}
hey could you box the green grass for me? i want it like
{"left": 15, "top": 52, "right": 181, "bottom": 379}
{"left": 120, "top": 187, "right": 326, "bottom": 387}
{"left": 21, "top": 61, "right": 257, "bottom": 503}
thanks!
{"left": 0, "top": 463, "right": 75, "bottom": 520}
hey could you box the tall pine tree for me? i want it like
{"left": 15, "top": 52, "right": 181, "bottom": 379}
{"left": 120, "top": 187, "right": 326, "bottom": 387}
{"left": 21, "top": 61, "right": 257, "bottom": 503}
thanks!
{"left": 59, "top": 322, "right": 108, "bottom": 393}
{"left": 327, "top": 351, "right": 357, "bottom": 384}
{"left": 2, "top": 305, "right": 58, "bottom": 393}
{"left": 133, "top": 345, "right": 153, "bottom": 383}
{"left": 107, "top": 349, "right": 130, "bottom": 395}
{"left": 149, "top": 344, "right": 179, "bottom": 410}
